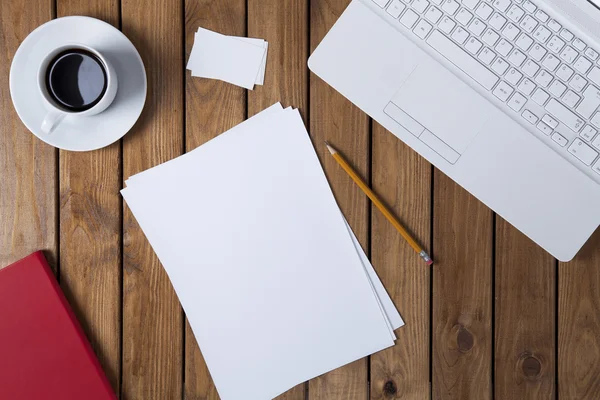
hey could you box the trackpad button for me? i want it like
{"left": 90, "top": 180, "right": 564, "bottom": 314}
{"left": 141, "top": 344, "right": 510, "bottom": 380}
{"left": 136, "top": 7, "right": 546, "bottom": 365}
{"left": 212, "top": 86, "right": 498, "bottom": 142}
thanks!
{"left": 390, "top": 60, "right": 493, "bottom": 154}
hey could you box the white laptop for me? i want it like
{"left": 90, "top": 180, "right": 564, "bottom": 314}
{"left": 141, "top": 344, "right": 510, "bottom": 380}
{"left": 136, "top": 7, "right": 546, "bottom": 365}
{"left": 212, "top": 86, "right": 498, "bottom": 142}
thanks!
{"left": 309, "top": 0, "right": 600, "bottom": 261}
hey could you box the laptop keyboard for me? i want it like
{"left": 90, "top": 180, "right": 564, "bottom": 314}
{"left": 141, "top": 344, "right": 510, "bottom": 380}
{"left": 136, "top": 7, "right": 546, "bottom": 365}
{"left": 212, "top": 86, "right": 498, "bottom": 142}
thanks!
{"left": 373, "top": 0, "right": 600, "bottom": 176}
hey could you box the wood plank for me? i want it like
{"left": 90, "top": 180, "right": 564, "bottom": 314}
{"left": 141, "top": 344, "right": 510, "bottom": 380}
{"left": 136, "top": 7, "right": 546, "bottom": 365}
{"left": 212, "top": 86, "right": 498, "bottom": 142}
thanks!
{"left": 56, "top": 0, "right": 121, "bottom": 393}
{"left": 183, "top": 0, "right": 246, "bottom": 399}
{"left": 121, "top": 0, "right": 184, "bottom": 397}
{"left": 370, "top": 126, "right": 431, "bottom": 400}
{"left": 559, "top": 230, "right": 600, "bottom": 399}
{"left": 495, "top": 219, "right": 555, "bottom": 399}
{"left": 309, "top": 0, "right": 370, "bottom": 398}
{"left": 0, "top": 0, "right": 56, "bottom": 271}
{"left": 432, "top": 173, "right": 493, "bottom": 400}
{"left": 248, "top": 1, "right": 308, "bottom": 399}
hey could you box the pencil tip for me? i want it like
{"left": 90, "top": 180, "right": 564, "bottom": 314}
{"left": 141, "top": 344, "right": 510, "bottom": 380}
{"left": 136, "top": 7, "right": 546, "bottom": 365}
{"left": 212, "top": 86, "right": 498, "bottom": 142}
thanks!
{"left": 325, "top": 142, "right": 336, "bottom": 155}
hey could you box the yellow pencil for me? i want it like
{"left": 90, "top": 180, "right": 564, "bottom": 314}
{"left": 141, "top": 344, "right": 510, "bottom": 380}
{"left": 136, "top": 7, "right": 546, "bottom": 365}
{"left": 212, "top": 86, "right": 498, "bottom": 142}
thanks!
{"left": 326, "top": 142, "right": 433, "bottom": 266}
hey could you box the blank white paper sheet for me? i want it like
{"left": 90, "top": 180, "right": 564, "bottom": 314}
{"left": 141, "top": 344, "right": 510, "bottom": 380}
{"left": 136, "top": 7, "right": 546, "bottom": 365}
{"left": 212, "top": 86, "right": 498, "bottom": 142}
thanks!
{"left": 122, "top": 103, "right": 402, "bottom": 400}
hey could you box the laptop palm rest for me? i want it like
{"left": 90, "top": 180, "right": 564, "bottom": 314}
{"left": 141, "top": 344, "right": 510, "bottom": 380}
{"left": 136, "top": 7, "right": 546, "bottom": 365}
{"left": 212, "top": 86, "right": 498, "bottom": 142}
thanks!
{"left": 385, "top": 60, "right": 494, "bottom": 164}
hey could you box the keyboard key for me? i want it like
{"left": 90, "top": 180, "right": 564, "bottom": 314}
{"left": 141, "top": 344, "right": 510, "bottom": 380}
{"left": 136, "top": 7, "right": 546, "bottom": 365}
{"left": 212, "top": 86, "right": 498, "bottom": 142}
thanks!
{"left": 560, "top": 29, "right": 574, "bottom": 42}
{"left": 534, "top": 69, "right": 552, "bottom": 87}
{"left": 563, "top": 90, "right": 581, "bottom": 108}
{"left": 534, "top": 10, "right": 549, "bottom": 22}
{"left": 489, "top": 13, "right": 507, "bottom": 30}
{"left": 533, "top": 88, "right": 549, "bottom": 107}
{"left": 373, "top": 0, "right": 390, "bottom": 6}
{"left": 502, "top": 23, "right": 520, "bottom": 41}
{"left": 465, "top": 37, "right": 483, "bottom": 54}
{"left": 491, "top": 57, "right": 510, "bottom": 74}
{"left": 431, "top": 0, "right": 443, "bottom": 5}
{"left": 451, "top": 26, "right": 470, "bottom": 43}
{"left": 439, "top": 16, "right": 456, "bottom": 33}
{"left": 476, "top": 2, "right": 493, "bottom": 19}
{"left": 492, "top": 0, "right": 510, "bottom": 12}
{"left": 522, "top": 0, "right": 536, "bottom": 12}
{"left": 557, "top": 64, "right": 574, "bottom": 81}
{"left": 478, "top": 47, "right": 496, "bottom": 64}
{"left": 468, "top": 19, "right": 487, "bottom": 35}
{"left": 549, "top": 80, "right": 567, "bottom": 97}
{"left": 522, "top": 59, "right": 540, "bottom": 76}
{"left": 519, "top": 15, "right": 538, "bottom": 33}
{"left": 518, "top": 78, "right": 536, "bottom": 95}
{"left": 462, "top": 0, "right": 479, "bottom": 9}
{"left": 442, "top": 0, "right": 460, "bottom": 14}
{"left": 547, "top": 36, "right": 565, "bottom": 53}
{"left": 548, "top": 20, "right": 562, "bottom": 33}
{"left": 522, "top": 109, "right": 539, "bottom": 124}
{"left": 456, "top": 8, "right": 473, "bottom": 24}
{"left": 581, "top": 125, "right": 597, "bottom": 142}
{"left": 508, "top": 92, "right": 527, "bottom": 111}
{"left": 387, "top": 0, "right": 406, "bottom": 17}
{"left": 573, "top": 38, "right": 587, "bottom": 51}
{"left": 427, "top": 30, "right": 500, "bottom": 89}
{"left": 576, "top": 85, "right": 600, "bottom": 119}
{"left": 569, "top": 74, "right": 587, "bottom": 92}
{"left": 545, "top": 98, "right": 585, "bottom": 132}
{"left": 585, "top": 48, "right": 599, "bottom": 61}
{"left": 552, "top": 132, "right": 569, "bottom": 147}
{"left": 529, "top": 44, "right": 546, "bottom": 61}
{"left": 593, "top": 134, "right": 600, "bottom": 150}
{"left": 493, "top": 80, "right": 514, "bottom": 101}
{"left": 559, "top": 46, "right": 578, "bottom": 63}
{"left": 400, "top": 9, "right": 420, "bottom": 27}
{"left": 425, "top": 6, "right": 443, "bottom": 22}
{"left": 482, "top": 28, "right": 500, "bottom": 45}
{"left": 516, "top": 33, "right": 534, "bottom": 51}
{"left": 533, "top": 26, "right": 551, "bottom": 44}
{"left": 413, "top": 0, "right": 430, "bottom": 12}
{"left": 568, "top": 138, "right": 599, "bottom": 165}
{"left": 588, "top": 66, "right": 600, "bottom": 86}
{"left": 592, "top": 112, "right": 600, "bottom": 128}
{"left": 574, "top": 56, "right": 593, "bottom": 74}
{"left": 542, "top": 114, "right": 559, "bottom": 129}
{"left": 592, "top": 159, "right": 600, "bottom": 174}
{"left": 537, "top": 121, "right": 553, "bottom": 135}
{"left": 508, "top": 49, "right": 526, "bottom": 66}
{"left": 507, "top": 5, "right": 524, "bottom": 22}
{"left": 414, "top": 19, "right": 433, "bottom": 38}
{"left": 541, "top": 54, "right": 560, "bottom": 71}
{"left": 496, "top": 38, "right": 513, "bottom": 56}
{"left": 506, "top": 67, "right": 523, "bottom": 84}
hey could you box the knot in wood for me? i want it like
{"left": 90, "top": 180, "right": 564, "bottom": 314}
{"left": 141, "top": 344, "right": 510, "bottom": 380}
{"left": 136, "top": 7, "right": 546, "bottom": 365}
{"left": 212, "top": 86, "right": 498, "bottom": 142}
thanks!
{"left": 521, "top": 356, "right": 542, "bottom": 378}
{"left": 456, "top": 326, "right": 474, "bottom": 352}
{"left": 383, "top": 380, "right": 397, "bottom": 396}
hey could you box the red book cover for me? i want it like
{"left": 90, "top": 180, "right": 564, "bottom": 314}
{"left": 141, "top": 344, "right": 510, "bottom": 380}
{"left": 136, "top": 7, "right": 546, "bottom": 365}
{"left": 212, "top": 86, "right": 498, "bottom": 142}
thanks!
{"left": 0, "top": 251, "right": 116, "bottom": 400}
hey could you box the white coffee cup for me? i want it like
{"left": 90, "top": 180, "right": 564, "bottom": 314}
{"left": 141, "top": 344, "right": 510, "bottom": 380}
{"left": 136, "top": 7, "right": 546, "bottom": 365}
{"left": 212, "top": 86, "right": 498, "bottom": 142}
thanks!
{"left": 38, "top": 43, "right": 118, "bottom": 134}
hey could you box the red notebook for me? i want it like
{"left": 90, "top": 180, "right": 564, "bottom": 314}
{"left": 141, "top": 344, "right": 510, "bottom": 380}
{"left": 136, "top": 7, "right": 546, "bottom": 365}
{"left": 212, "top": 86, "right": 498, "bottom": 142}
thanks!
{"left": 0, "top": 252, "right": 116, "bottom": 400}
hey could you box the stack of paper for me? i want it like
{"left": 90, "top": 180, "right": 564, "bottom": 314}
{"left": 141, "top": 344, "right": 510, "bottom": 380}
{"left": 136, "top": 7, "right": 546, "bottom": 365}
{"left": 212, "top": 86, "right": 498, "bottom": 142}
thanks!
{"left": 187, "top": 27, "right": 268, "bottom": 89}
{"left": 122, "top": 104, "right": 403, "bottom": 400}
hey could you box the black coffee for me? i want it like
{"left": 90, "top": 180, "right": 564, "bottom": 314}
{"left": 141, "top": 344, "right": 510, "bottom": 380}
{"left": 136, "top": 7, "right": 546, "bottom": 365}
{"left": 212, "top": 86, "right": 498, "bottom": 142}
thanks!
{"left": 46, "top": 49, "right": 107, "bottom": 112}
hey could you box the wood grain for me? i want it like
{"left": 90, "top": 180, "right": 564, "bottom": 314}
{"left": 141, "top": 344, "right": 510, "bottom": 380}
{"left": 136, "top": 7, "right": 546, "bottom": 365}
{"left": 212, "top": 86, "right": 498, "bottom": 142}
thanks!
{"left": 183, "top": 0, "right": 246, "bottom": 399}
{"left": 248, "top": 1, "right": 308, "bottom": 399}
{"left": 0, "top": 0, "right": 56, "bottom": 271}
{"left": 309, "top": 0, "right": 370, "bottom": 398}
{"left": 432, "top": 172, "right": 492, "bottom": 400}
{"left": 56, "top": 0, "right": 121, "bottom": 393}
{"left": 370, "top": 125, "right": 431, "bottom": 400}
{"left": 495, "top": 218, "right": 555, "bottom": 400}
{"left": 121, "top": 0, "right": 184, "bottom": 398}
{"left": 559, "top": 229, "right": 600, "bottom": 399}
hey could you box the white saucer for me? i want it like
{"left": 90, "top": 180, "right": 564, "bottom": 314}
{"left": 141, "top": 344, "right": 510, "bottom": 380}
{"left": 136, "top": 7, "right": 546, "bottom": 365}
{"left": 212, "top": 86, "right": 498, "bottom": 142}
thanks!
{"left": 10, "top": 16, "right": 147, "bottom": 151}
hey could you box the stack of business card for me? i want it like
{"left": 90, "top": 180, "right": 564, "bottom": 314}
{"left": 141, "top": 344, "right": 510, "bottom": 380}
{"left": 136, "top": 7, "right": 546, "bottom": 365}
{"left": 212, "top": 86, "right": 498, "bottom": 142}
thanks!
{"left": 186, "top": 27, "right": 268, "bottom": 90}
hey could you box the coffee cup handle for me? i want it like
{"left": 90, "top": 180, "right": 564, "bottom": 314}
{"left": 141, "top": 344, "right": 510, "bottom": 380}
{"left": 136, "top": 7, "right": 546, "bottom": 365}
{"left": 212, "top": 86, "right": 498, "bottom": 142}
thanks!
{"left": 41, "top": 111, "right": 65, "bottom": 134}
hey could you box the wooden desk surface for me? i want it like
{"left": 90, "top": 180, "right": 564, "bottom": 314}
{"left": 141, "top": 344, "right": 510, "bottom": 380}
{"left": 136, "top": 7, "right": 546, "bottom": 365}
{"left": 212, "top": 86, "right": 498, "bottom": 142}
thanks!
{"left": 1, "top": 0, "right": 600, "bottom": 399}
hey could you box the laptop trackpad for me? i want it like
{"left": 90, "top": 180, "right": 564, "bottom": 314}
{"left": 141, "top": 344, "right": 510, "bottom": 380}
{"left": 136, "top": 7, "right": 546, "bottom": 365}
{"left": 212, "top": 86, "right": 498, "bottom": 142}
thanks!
{"left": 390, "top": 60, "right": 494, "bottom": 155}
